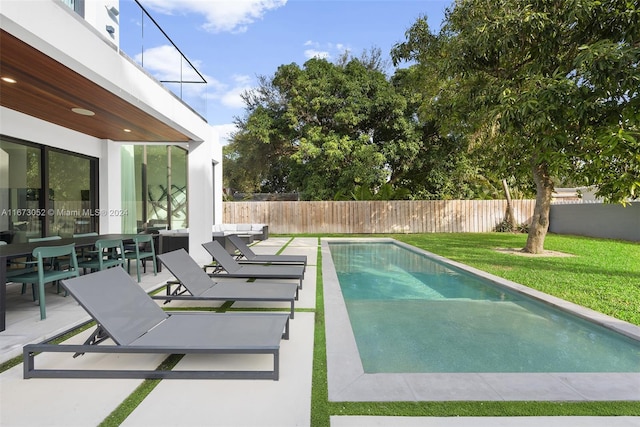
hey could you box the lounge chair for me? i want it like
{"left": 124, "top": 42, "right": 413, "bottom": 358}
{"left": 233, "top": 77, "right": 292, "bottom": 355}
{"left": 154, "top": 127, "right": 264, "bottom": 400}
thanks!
{"left": 156, "top": 249, "right": 298, "bottom": 318}
{"left": 202, "top": 240, "right": 305, "bottom": 289}
{"left": 226, "top": 234, "right": 307, "bottom": 269}
{"left": 23, "top": 267, "right": 290, "bottom": 380}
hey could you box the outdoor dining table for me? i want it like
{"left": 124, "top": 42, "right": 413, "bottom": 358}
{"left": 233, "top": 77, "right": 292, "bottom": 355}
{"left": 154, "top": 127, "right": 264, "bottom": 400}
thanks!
{"left": 0, "top": 233, "right": 151, "bottom": 332}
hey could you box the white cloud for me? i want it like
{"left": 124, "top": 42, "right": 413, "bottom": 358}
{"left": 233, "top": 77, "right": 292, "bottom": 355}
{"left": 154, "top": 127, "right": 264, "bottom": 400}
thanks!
{"left": 141, "top": 0, "right": 288, "bottom": 33}
{"left": 132, "top": 44, "right": 256, "bottom": 122}
{"left": 302, "top": 40, "right": 349, "bottom": 60}
{"left": 213, "top": 123, "right": 239, "bottom": 145}
{"left": 220, "top": 86, "right": 250, "bottom": 108}
{"left": 220, "top": 88, "right": 246, "bottom": 109}
{"left": 304, "top": 49, "right": 330, "bottom": 60}
{"left": 134, "top": 45, "right": 203, "bottom": 82}
{"left": 134, "top": 44, "right": 242, "bottom": 121}
{"left": 206, "top": 74, "right": 253, "bottom": 109}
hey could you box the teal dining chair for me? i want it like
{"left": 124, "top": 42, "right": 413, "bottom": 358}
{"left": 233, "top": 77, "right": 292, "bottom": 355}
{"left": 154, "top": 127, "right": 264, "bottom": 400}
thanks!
{"left": 78, "top": 239, "right": 125, "bottom": 274}
{"left": 72, "top": 232, "right": 99, "bottom": 263}
{"left": 13, "top": 236, "right": 65, "bottom": 295}
{"left": 124, "top": 234, "right": 157, "bottom": 282}
{"left": 8, "top": 244, "right": 80, "bottom": 320}
{"left": 3, "top": 242, "right": 36, "bottom": 281}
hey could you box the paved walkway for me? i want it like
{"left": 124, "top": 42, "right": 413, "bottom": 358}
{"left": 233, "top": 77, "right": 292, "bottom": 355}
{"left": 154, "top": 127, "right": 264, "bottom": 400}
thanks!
{"left": 1, "top": 238, "right": 317, "bottom": 426}
{"left": 1, "top": 237, "right": 638, "bottom": 426}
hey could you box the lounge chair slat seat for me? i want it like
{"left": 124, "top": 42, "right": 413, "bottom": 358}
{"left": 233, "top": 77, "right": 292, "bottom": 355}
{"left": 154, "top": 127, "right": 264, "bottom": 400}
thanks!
{"left": 23, "top": 267, "right": 289, "bottom": 380}
{"left": 227, "top": 234, "right": 307, "bottom": 267}
{"left": 203, "top": 241, "right": 305, "bottom": 289}
{"left": 156, "top": 249, "right": 298, "bottom": 318}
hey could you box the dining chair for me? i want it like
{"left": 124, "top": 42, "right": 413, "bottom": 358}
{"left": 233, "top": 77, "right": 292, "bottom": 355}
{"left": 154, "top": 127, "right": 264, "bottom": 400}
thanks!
{"left": 8, "top": 243, "right": 80, "bottom": 320}
{"left": 124, "top": 234, "right": 157, "bottom": 282}
{"left": 3, "top": 242, "right": 36, "bottom": 281}
{"left": 78, "top": 239, "right": 125, "bottom": 274}
{"left": 72, "top": 232, "right": 99, "bottom": 262}
{"left": 14, "top": 236, "right": 65, "bottom": 295}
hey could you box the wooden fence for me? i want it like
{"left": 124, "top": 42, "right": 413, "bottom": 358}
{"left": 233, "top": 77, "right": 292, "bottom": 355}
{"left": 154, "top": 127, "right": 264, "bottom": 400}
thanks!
{"left": 223, "top": 200, "right": 536, "bottom": 234}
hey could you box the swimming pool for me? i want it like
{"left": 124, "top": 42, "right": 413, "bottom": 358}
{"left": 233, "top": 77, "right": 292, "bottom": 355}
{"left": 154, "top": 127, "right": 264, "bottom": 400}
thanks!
{"left": 322, "top": 238, "right": 640, "bottom": 401}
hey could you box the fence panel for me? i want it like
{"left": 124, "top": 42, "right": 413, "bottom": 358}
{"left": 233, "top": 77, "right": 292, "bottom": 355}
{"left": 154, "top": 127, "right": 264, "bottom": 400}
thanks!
{"left": 223, "top": 200, "right": 536, "bottom": 234}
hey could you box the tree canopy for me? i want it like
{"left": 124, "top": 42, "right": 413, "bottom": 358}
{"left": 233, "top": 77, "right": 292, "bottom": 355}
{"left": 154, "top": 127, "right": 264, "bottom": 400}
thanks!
{"left": 392, "top": 0, "right": 640, "bottom": 252}
{"left": 224, "top": 51, "right": 495, "bottom": 201}
{"left": 225, "top": 55, "right": 420, "bottom": 200}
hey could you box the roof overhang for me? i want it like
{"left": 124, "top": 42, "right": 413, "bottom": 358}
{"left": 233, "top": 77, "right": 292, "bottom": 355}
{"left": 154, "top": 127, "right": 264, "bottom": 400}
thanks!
{"left": 0, "top": 29, "right": 192, "bottom": 143}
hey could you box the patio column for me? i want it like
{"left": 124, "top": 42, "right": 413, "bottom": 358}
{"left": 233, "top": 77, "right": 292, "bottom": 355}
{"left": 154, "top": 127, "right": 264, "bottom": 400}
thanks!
{"left": 187, "top": 135, "right": 218, "bottom": 264}
{"left": 99, "top": 139, "right": 122, "bottom": 233}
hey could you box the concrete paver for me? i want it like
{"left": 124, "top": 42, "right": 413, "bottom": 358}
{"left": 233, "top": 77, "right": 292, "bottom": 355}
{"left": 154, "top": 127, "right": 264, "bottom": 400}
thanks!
{"left": 122, "top": 312, "right": 315, "bottom": 427}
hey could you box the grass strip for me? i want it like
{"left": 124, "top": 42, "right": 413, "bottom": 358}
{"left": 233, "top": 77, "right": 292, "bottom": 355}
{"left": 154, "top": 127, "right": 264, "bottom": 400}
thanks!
{"left": 328, "top": 401, "right": 640, "bottom": 417}
{"left": 0, "top": 355, "right": 23, "bottom": 373}
{"left": 162, "top": 302, "right": 234, "bottom": 313}
{"left": 99, "top": 354, "right": 184, "bottom": 427}
{"left": 310, "top": 237, "right": 331, "bottom": 427}
{"left": 275, "top": 236, "right": 295, "bottom": 255}
{"left": 0, "top": 320, "right": 96, "bottom": 373}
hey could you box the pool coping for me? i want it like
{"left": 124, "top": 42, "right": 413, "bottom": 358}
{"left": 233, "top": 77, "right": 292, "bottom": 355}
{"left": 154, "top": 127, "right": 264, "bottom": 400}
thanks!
{"left": 322, "top": 237, "right": 640, "bottom": 402}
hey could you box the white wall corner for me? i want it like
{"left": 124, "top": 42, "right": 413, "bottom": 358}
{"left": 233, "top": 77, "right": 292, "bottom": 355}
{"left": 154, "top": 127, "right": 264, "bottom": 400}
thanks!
{"left": 99, "top": 140, "right": 123, "bottom": 233}
{"left": 187, "top": 138, "right": 216, "bottom": 264}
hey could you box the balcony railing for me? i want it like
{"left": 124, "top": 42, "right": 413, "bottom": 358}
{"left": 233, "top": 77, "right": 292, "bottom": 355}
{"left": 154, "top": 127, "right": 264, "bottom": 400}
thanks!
{"left": 119, "top": 0, "right": 208, "bottom": 120}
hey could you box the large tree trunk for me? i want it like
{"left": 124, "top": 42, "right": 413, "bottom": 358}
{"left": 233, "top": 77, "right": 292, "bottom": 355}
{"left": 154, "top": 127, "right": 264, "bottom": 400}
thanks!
{"left": 523, "top": 161, "right": 554, "bottom": 254}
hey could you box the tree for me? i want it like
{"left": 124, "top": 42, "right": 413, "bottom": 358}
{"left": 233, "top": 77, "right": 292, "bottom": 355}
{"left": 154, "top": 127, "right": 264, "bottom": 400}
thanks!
{"left": 223, "top": 74, "right": 298, "bottom": 194}
{"left": 392, "top": 1, "right": 640, "bottom": 253}
{"left": 226, "top": 56, "right": 421, "bottom": 200}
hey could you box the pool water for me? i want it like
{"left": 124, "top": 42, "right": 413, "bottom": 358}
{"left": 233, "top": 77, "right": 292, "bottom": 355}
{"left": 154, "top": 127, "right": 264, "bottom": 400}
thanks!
{"left": 329, "top": 242, "right": 640, "bottom": 373}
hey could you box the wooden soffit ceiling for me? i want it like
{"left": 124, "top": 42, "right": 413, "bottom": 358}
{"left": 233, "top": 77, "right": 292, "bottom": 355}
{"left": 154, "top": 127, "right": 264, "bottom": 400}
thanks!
{"left": 0, "top": 30, "right": 191, "bottom": 142}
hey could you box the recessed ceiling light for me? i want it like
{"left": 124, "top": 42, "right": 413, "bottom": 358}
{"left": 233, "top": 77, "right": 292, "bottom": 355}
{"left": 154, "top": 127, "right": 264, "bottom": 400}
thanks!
{"left": 71, "top": 107, "right": 95, "bottom": 116}
{"left": 1, "top": 77, "right": 17, "bottom": 84}
{"left": 123, "top": 128, "right": 132, "bottom": 132}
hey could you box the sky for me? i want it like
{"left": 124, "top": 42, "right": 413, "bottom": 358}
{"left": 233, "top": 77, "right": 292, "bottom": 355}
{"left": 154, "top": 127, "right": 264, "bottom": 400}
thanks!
{"left": 118, "top": 0, "right": 452, "bottom": 143}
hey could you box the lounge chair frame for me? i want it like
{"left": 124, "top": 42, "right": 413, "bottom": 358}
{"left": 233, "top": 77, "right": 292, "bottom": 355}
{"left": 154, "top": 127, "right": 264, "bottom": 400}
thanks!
{"left": 226, "top": 234, "right": 307, "bottom": 268}
{"left": 156, "top": 249, "right": 298, "bottom": 318}
{"left": 202, "top": 241, "right": 305, "bottom": 289}
{"left": 23, "top": 268, "right": 289, "bottom": 380}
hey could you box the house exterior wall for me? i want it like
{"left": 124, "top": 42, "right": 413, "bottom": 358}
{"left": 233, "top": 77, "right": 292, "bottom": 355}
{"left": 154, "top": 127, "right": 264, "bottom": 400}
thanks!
{"left": 0, "top": 0, "right": 222, "bottom": 262}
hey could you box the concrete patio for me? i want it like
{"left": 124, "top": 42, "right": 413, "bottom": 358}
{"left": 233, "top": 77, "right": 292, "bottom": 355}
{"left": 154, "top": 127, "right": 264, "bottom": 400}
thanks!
{"left": 1, "top": 237, "right": 638, "bottom": 426}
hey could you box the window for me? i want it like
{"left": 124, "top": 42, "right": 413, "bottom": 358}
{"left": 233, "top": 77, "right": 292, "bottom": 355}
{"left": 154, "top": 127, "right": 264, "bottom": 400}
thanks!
{"left": 0, "top": 140, "right": 41, "bottom": 244}
{"left": 47, "top": 149, "right": 95, "bottom": 237}
{"left": 60, "top": 0, "right": 84, "bottom": 17}
{"left": 0, "top": 136, "right": 97, "bottom": 244}
{"left": 132, "top": 145, "right": 188, "bottom": 232}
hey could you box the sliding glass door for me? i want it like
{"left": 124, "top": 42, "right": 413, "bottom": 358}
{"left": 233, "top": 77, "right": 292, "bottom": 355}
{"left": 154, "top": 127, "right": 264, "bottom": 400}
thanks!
{"left": 0, "top": 136, "right": 97, "bottom": 244}
{"left": 47, "top": 149, "right": 96, "bottom": 237}
{"left": 131, "top": 145, "right": 188, "bottom": 232}
{"left": 0, "top": 140, "right": 42, "bottom": 243}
